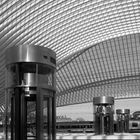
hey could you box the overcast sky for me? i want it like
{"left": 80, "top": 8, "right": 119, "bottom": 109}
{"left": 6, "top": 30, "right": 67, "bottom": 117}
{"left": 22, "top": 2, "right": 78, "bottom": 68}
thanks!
{"left": 57, "top": 98, "right": 140, "bottom": 121}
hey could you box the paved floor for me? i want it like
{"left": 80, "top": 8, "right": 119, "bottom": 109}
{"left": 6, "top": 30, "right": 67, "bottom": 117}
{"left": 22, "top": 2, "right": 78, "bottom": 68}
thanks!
{"left": 1, "top": 133, "right": 140, "bottom": 140}
{"left": 56, "top": 133, "right": 140, "bottom": 140}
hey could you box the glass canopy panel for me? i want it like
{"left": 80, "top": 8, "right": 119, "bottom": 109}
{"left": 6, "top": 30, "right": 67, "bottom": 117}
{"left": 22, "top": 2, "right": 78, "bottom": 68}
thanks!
{"left": 56, "top": 33, "right": 140, "bottom": 101}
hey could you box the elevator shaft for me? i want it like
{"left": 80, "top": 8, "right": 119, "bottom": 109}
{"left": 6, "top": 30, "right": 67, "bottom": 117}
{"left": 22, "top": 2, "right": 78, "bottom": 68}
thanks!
{"left": 5, "top": 44, "right": 56, "bottom": 140}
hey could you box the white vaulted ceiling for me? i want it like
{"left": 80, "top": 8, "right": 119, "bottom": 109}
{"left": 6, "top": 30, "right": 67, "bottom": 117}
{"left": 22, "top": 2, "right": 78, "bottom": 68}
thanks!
{"left": 0, "top": 0, "right": 140, "bottom": 108}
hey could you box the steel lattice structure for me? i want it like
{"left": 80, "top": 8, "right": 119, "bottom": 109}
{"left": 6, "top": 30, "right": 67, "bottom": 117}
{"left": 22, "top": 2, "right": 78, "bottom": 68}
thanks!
{"left": 0, "top": 0, "right": 140, "bottom": 108}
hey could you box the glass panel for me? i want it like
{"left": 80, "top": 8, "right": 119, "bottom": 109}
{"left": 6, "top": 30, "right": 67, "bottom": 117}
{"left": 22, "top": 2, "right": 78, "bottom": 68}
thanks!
{"left": 26, "top": 96, "right": 36, "bottom": 140}
{"left": 6, "top": 63, "right": 38, "bottom": 87}
{"left": 18, "top": 63, "right": 37, "bottom": 86}
{"left": 5, "top": 89, "right": 13, "bottom": 140}
{"left": 43, "top": 96, "right": 49, "bottom": 140}
{"left": 6, "top": 64, "right": 18, "bottom": 87}
{"left": 38, "top": 64, "right": 54, "bottom": 87}
{"left": 11, "top": 96, "right": 15, "bottom": 140}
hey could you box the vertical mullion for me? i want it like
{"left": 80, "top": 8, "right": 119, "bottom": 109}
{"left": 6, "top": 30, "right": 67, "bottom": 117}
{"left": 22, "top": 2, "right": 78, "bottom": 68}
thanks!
{"left": 106, "top": 40, "right": 116, "bottom": 78}
{"left": 91, "top": 45, "right": 102, "bottom": 81}
{"left": 71, "top": 59, "right": 81, "bottom": 86}
{"left": 114, "top": 38, "right": 125, "bottom": 76}
{"left": 11, "top": 96, "right": 14, "bottom": 140}
{"left": 58, "top": 70, "right": 67, "bottom": 89}
{"left": 100, "top": 42, "right": 110, "bottom": 80}
{"left": 56, "top": 78, "right": 61, "bottom": 93}
{"left": 20, "top": 92, "right": 26, "bottom": 140}
{"left": 76, "top": 56, "right": 87, "bottom": 85}
{"left": 63, "top": 65, "right": 73, "bottom": 88}
{"left": 81, "top": 53, "right": 91, "bottom": 83}
{"left": 36, "top": 88, "right": 43, "bottom": 140}
{"left": 57, "top": 71, "right": 67, "bottom": 91}
{"left": 65, "top": 64, "right": 77, "bottom": 87}
{"left": 109, "top": 39, "right": 120, "bottom": 78}
{"left": 134, "top": 34, "right": 140, "bottom": 95}
{"left": 85, "top": 49, "right": 95, "bottom": 82}
{"left": 74, "top": 59, "right": 84, "bottom": 85}
{"left": 125, "top": 35, "right": 132, "bottom": 75}
{"left": 98, "top": 42, "right": 107, "bottom": 79}
{"left": 94, "top": 44, "right": 105, "bottom": 81}
{"left": 134, "top": 34, "right": 140, "bottom": 72}
{"left": 103, "top": 41, "right": 112, "bottom": 79}
{"left": 120, "top": 36, "right": 129, "bottom": 76}
{"left": 52, "top": 93, "right": 56, "bottom": 140}
{"left": 87, "top": 47, "right": 98, "bottom": 82}
{"left": 15, "top": 88, "right": 20, "bottom": 140}
{"left": 130, "top": 34, "right": 136, "bottom": 74}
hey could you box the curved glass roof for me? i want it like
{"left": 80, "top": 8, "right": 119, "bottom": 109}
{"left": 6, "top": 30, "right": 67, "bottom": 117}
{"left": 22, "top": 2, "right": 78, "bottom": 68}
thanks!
{"left": 0, "top": 0, "right": 140, "bottom": 107}
{"left": 57, "top": 34, "right": 140, "bottom": 106}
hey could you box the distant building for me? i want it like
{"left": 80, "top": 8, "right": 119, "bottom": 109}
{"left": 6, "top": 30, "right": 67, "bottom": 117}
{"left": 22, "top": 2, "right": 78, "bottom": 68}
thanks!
{"left": 75, "top": 117, "right": 85, "bottom": 122}
{"left": 56, "top": 115, "right": 72, "bottom": 122}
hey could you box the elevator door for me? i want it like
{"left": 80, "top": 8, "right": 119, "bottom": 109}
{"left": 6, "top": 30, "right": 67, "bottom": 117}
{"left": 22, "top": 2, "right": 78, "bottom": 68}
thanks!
{"left": 8, "top": 89, "right": 53, "bottom": 140}
{"left": 27, "top": 94, "right": 52, "bottom": 140}
{"left": 26, "top": 95, "right": 36, "bottom": 140}
{"left": 36, "top": 91, "right": 53, "bottom": 140}
{"left": 10, "top": 92, "right": 36, "bottom": 140}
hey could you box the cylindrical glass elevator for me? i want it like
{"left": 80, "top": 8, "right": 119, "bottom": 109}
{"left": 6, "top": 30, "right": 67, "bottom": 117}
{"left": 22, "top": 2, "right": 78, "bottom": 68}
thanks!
{"left": 93, "top": 96, "right": 114, "bottom": 135}
{"left": 116, "top": 109, "right": 130, "bottom": 133}
{"left": 5, "top": 44, "right": 56, "bottom": 140}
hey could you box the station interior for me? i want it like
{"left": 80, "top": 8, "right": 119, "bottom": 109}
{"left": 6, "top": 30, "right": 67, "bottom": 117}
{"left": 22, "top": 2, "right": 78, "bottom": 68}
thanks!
{"left": 1, "top": 0, "right": 140, "bottom": 140}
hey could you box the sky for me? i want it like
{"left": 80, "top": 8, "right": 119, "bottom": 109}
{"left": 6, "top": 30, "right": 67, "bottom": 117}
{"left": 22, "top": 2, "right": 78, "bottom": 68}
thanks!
{"left": 56, "top": 98, "right": 140, "bottom": 121}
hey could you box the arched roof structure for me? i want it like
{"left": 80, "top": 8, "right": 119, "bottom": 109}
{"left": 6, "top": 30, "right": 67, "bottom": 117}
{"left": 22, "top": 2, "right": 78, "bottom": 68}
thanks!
{"left": 0, "top": 0, "right": 140, "bottom": 108}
